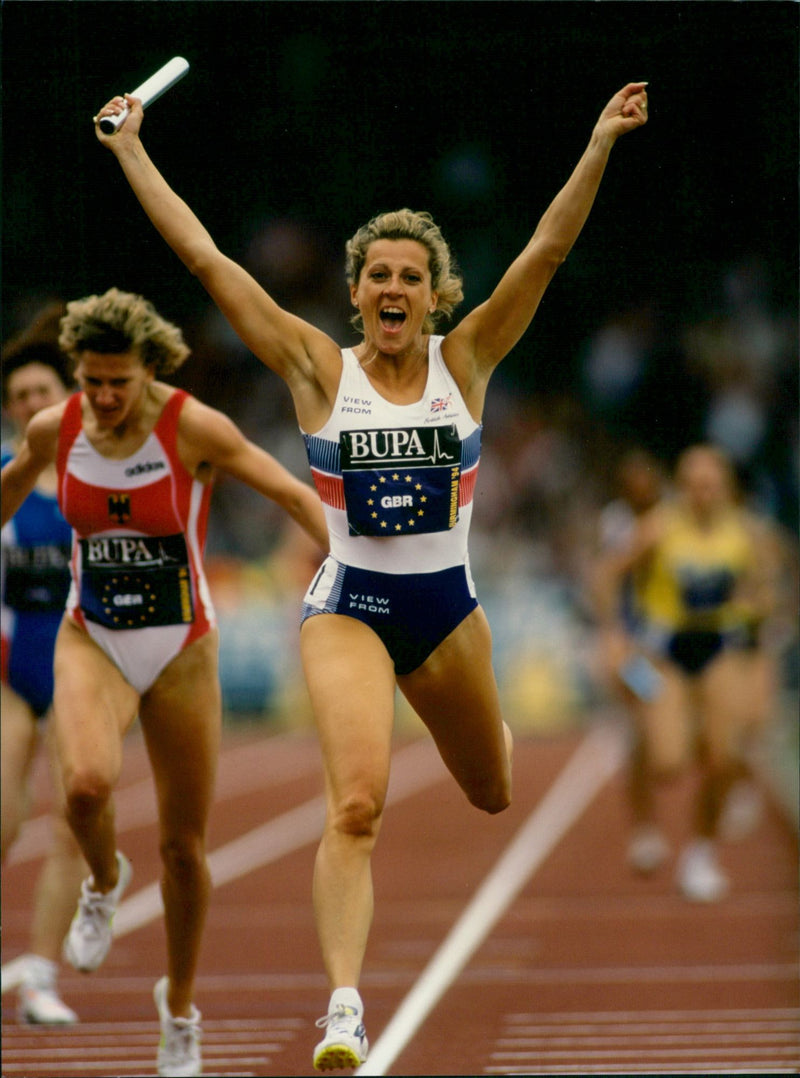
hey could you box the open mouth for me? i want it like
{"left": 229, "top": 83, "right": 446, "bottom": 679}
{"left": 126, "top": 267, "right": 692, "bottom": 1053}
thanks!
{"left": 380, "top": 307, "right": 406, "bottom": 330}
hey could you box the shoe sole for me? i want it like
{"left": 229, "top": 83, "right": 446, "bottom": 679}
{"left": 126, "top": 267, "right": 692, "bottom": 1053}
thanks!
{"left": 681, "top": 884, "right": 729, "bottom": 902}
{"left": 62, "top": 937, "right": 97, "bottom": 973}
{"left": 63, "top": 928, "right": 112, "bottom": 973}
{"left": 314, "top": 1045, "right": 366, "bottom": 1071}
{"left": 18, "top": 1012, "right": 77, "bottom": 1027}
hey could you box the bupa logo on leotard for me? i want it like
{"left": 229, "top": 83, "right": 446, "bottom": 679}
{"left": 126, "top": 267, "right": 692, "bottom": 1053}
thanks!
{"left": 83, "top": 534, "right": 187, "bottom": 569}
{"left": 341, "top": 426, "right": 458, "bottom": 468}
{"left": 5, "top": 544, "right": 71, "bottom": 570}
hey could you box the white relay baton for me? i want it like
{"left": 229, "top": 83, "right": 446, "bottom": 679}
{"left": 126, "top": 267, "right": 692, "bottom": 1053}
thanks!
{"left": 97, "top": 56, "right": 190, "bottom": 134}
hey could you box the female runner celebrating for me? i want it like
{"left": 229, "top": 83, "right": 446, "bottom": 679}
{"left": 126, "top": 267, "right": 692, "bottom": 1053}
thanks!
{"left": 93, "top": 81, "right": 648, "bottom": 1070}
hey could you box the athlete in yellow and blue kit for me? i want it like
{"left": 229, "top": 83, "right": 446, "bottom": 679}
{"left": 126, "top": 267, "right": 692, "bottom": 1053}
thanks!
{"left": 609, "top": 444, "right": 778, "bottom": 902}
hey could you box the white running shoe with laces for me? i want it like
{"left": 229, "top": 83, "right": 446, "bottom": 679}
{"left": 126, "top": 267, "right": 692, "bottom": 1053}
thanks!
{"left": 314, "top": 988, "right": 368, "bottom": 1072}
{"left": 17, "top": 955, "right": 78, "bottom": 1025}
{"left": 62, "top": 850, "right": 132, "bottom": 972}
{"left": 154, "top": 976, "right": 202, "bottom": 1077}
{"left": 677, "top": 839, "right": 730, "bottom": 902}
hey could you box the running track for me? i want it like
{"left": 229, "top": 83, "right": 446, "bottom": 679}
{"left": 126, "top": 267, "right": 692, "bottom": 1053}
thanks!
{"left": 2, "top": 712, "right": 798, "bottom": 1076}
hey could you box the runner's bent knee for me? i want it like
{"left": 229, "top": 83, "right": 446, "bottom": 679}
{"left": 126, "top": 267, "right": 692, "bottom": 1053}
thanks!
{"left": 159, "top": 832, "right": 208, "bottom": 883}
{"left": 327, "top": 788, "right": 385, "bottom": 840}
{"left": 63, "top": 766, "right": 114, "bottom": 815}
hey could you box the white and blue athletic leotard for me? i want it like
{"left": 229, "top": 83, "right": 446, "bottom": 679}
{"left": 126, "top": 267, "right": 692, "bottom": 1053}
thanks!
{"left": 1, "top": 445, "right": 72, "bottom": 716}
{"left": 301, "top": 335, "right": 482, "bottom": 673}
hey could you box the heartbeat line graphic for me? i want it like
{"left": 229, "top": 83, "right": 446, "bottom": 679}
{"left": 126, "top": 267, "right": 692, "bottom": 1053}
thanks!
{"left": 157, "top": 542, "right": 180, "bottom": 563}
{"left": 430, "top": 430, "right": 456, "bottom": 463}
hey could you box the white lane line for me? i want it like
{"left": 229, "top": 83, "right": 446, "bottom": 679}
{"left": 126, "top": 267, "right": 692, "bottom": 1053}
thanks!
{"left": 491, "top": 1044, "right": 800, "bottom": 1061}
{"left": 2, "top": 738, "right": 447, "bottom": 993}
{"left": 457, "top": 960, "right": 798, "bottom": 986}
{"left": 484, "top": 1066, "right": 800, "bottom": 1076}
{"left": 357, "top": 720, "right": 625, "bottom": 1077}
{"left": 504, "top": 1007, "right": 800, "bottom": 1022}
{"left": 6, "top": 733, "right": 321, "bottom": 865}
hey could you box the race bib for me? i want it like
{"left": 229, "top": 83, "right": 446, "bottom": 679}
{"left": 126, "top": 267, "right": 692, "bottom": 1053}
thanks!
{"left": 3, "top": 543, "right": 71, "bottom": 613}
{"left": 340, "top": 425, "right": 461, "bottom": 537}
{"left": 79, "top": 533, "right": 194, "bottom": 629}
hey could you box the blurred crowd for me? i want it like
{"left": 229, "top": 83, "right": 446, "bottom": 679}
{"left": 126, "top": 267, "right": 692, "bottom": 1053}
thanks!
{"left": 193, "top": 223, "right": 798, "bottom": 558}
{"left": 3, "top": 220, "right": 798, "bottom": 733}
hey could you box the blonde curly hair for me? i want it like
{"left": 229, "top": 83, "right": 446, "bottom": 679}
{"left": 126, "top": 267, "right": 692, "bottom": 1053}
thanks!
{"left": 58, "top": 288, "right": 190, "bottom": 375}
{"left": 345, "top": 209, "right": 464, "bottom": 336}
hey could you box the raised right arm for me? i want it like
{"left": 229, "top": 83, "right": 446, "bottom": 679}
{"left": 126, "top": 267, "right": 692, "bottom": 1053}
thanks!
{"left": 1, "top": 405, "right": 63, "bottom": 527}
{"left": 94, "top": 95, "right": 338, "bottom": 398}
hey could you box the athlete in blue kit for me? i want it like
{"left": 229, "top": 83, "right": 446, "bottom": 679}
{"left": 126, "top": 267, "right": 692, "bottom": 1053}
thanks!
{"left": 1, "top": 309, "right": 86, "bottom": 1026}
{"left": 95, "top": 78, "right": 648, "bottom": 1070}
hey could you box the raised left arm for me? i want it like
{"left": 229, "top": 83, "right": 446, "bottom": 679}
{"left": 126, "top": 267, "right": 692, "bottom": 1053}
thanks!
{"left": 445, "top": 82, "right": 648, "bottom": 398}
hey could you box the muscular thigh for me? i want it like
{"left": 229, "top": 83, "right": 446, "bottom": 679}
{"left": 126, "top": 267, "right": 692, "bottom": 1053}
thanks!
{"left": 52, "top": 619, "right": 140, "bottom": 788}
{"left": 696, "top": 649, "right": 754, "bottom": 765}
{"left": 139, "top": 629, "right": 222, "bottom": 834}
{"left": 300, "top": 614, "right": 397, "bottom": 808}
{"left": 732, "top": 648, "right": 776, "bottom": 732}
{"left": 1, "top": 684, "right": 39, "bottom": 842}
{"left": 1, "top": 683, "right": 38, "bottom": 787}
{"left": 638, "top": 661, "right": 692, "bottom": 773}
{"left": 398, "top": 605, "right": 508, "bottom": 793}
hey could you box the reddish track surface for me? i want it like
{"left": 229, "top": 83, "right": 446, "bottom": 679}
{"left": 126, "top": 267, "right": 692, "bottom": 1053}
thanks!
{"left": 2, "top": 715, "right": 798, "bottom": 1077}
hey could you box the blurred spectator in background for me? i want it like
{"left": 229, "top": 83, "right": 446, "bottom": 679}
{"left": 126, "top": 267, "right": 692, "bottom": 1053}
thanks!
{"left": 595, "top": 444, "right": 782, "bottom": 902}
{"left": 580, "top": 304, "right": 656, "bottom": 425}
{"left": 1, "top": 303, "right": 87, "bottom": 1025}
{"left": 718, "top": 476, "right": 799, "bottom": 842}
{"left": 588, "top": 447, "right": 671, "bottom": 873}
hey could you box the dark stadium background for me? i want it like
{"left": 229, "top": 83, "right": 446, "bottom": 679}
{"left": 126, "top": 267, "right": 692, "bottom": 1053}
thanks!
{"left": 3, "top": 1, "right": 798, "bottom": 531}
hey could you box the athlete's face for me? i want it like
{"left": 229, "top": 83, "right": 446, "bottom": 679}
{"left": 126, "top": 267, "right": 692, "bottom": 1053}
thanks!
{"left": 75, "top": 350, "right": 154, "bottom": 429}
{"left": 4, "top": 362, "right": 69, "bottom": 432}
{"left": 678, "top": 451, "right": 731, "bottom": 516}
{"left": 351, "top": 239, "right": 438, "bottom": 354}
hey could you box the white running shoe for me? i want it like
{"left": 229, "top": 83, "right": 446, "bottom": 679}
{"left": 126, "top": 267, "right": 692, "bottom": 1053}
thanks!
{"left": 314, "top": 989, "right": 368, "bottom": 1072}
{"left": 627, "top": 825, "right": 670, "bottom": 874}
{"left": 677, "top": 839, "right": 730, "bottom": 902}
{"left": 154, "top": 976, "right": 202, "bottom": 1077}
{"left": 17, "top": 955, "right": 78, "bottom": 1025}
{"left": 62, "top": 851, "right": 132, "bottom": 972}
